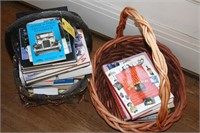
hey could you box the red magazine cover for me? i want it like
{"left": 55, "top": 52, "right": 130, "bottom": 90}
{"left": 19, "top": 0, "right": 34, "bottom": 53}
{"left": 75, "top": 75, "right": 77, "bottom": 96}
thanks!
{"left": 102, "top": 52, "right": 174, "bottom": 120}
{"left": 115, "top": 64, "right": 159, "bottom": 106}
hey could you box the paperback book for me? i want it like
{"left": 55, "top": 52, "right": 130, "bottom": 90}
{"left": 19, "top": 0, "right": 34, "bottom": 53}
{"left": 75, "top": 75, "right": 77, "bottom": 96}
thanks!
{"left": 26, "top": 18, "right": 67, "bottom": 65}
{"left": 21, "top": 28, "right": 88, "bottom": 73}
{"left": 19, "top": 27, "right": 77, "bottom": 72}
{"left": 21, "top": 29, "right": 92, "bottom": 85}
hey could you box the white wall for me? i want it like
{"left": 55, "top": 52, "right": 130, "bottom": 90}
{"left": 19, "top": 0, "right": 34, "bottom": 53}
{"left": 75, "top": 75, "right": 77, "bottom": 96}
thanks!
{"left": 24, "top": 0, "right": 200, "bottom": 74}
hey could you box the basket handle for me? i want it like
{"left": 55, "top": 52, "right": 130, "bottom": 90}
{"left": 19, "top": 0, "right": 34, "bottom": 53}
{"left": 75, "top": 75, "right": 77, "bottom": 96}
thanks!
{"left": 116, "top": 7, "right": 171, "bottom": 129}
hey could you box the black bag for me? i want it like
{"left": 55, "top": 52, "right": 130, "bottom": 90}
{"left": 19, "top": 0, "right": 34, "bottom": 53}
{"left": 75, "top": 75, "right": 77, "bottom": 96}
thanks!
{"left": 5, "top": 6, "right": 93, "bottom": 106}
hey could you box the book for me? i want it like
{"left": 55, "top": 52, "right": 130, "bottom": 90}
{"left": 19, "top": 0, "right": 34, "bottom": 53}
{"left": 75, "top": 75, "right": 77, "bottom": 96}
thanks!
{"left": 24, "top": 75, "right": 84, "bottom": 87}
{"left": 28, "top": 86, "right": 72, "bottom": 95}
{"left": 138, "top": 100, "right": 174, "bottom": 119}
{"left": 18, "top": 61, "right": 26, "bottom": 86}
{"left": 28, "top": 85, "right": 76, "bottom": 95}
{"left": 24, "top": 62, "right": 90, "bottom": 85}
{"left": 30, "top": 87, "right": 59, "bottom": 95}
{"left": 107, "top": 76, "right": 174, "bottom": 121}
{"left": 107, "top": 79, "right": 131, "bottom": 120}
{"left": 102, "top": 52, "right": 174, "bottom": 120}
{"left": 27, "top": 76, "right": 86, "bottom": 95}
{"left": 21, "top": 28, "right": 87, "bottom": 73}
{"left": 26, "top": 18, "right": 67, "bottom": 65}
{"left": 18, "top": 28, "right": 29, "bottom": 61}
{"left": 19, "top": 27, "right": 77, "bottom": 71}
{"left": 135, "top": 105, "right": 175, "bottom": 122}
{"left": 22, "top": 29, "right": 92, "bottom": 84}
{"left": 74, "top": 29, "right": 91, "bottom": 65}
{"left": 27, "top": 77, "right": 80, "bottom": 87}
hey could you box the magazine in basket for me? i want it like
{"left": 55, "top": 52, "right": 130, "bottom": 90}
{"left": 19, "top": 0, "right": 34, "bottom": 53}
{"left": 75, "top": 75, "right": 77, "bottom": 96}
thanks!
{"left": 102, "top": 52, "right": 174, "bottom": 121}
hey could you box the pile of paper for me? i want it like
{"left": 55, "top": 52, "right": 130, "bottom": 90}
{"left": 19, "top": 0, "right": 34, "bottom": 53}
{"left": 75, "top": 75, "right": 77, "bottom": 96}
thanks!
{"left": 17, "top": 17, "right": 92, "bottom": 95}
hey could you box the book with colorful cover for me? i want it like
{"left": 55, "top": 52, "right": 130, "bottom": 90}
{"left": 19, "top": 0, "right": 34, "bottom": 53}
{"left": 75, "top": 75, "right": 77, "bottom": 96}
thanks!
{"left": 21, "top": 29, "right": 92, "bottom": 85}
{"left": 74, "top": 29, "right": 91, "bottom": 65}
{"left": 102, "top": 52, "right": 174, "bottom": 120}
{"left": 26, "top": 18, "right": 66, "bottom": 65}
{"left": 19, "top": 22, "right": 77, "bottom": 71}
{"left": 107, "top": 77, "right": 174, "bottom": 121}
{"left": 21, "top": 28, "right": 89, "bottom": 73}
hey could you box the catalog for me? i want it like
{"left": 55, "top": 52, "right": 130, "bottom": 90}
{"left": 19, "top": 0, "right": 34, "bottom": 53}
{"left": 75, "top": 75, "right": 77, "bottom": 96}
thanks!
{"left": 103, "top": 52, "right": 174, "bottom": 120}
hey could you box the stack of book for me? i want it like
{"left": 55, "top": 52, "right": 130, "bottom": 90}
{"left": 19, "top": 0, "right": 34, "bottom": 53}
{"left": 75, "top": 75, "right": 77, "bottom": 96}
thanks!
{"left": 17, "top": 17, "right": 92, "bottom": 95}
{"left": 102, "top": 52, "right": 174, "bottom": 121}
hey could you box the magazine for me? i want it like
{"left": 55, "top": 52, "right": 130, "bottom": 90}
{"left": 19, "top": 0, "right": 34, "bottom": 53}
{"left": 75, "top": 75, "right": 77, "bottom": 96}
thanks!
{"left": 102, "top": 52, "right": 174, "bottom": 120}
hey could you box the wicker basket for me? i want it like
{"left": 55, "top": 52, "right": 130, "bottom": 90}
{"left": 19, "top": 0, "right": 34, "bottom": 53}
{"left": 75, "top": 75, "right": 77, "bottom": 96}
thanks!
{"left": 89, "top": 7, "right": 186, "bottom": 132}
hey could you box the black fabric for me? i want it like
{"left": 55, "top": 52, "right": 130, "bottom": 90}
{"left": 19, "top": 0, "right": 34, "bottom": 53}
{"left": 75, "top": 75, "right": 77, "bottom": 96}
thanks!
{"left": 16, "top": 6, "right": 68, "bottom": 19}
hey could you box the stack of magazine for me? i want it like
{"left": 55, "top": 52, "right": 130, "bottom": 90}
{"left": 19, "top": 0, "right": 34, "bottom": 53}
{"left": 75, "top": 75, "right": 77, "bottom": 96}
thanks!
{"left": 17, "top": 17, "right": 92, "bottom": 95}
{"left": 102, "top": 52, "right": 174, "bottom": 121}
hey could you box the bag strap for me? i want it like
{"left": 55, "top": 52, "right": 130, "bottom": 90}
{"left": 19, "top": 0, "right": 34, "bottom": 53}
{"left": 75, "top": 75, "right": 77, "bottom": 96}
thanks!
{"left": 16, "top": 6, "right": 68, "bottom": 19}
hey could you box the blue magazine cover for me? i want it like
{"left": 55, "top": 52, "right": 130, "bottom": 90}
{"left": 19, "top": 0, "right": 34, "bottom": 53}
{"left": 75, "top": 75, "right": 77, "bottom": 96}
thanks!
{"left": 26, "top": 19, "right": 66, "bottom": 65}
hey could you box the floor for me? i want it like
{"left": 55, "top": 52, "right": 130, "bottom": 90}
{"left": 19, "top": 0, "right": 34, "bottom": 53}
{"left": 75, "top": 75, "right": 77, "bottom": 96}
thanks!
{"left": 1, "top": 1, "right": 199, "bottom": 132}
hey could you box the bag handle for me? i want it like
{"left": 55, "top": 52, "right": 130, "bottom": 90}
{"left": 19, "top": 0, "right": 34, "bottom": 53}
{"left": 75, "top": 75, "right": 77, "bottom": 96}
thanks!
{"left": 116, "top": 7, "right": 171, "bottom": 128}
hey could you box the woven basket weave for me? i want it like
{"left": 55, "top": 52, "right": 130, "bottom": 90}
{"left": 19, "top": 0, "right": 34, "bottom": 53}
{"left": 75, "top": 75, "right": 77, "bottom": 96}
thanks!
{"left": 89, "top": 7, "right": 186, "bottom": 132}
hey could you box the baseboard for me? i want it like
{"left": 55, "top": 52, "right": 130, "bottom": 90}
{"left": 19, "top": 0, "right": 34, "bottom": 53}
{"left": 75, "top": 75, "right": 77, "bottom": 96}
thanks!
{"left": 182, "top": 68, "right": 199, "bottom": 79}
{"left": 18, "top": 1, "right": 40, "bottom": 10}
